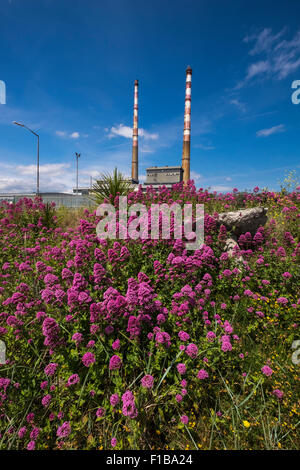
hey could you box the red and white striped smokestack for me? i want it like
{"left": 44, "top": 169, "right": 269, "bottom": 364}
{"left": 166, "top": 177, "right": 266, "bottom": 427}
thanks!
{"left": 182, "top": 66, "right": 192, "bottom": 184}
{"left": 131, "top": 79, "right": 139, "bottom": 183}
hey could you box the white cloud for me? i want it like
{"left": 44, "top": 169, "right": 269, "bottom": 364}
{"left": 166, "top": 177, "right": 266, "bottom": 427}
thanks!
{"left": 108, "top": 124, "right": 158, "bottom": 140}
{"left": 138, "top": 174, "right": 147, "bottom": 183}
{"left": 15, "top": 163, "right": 70, "bottom": 176}
{"left": 229, "top": 98, "right": 247, "bottom": 112}
{"left": 210, "top": 185, "right": 233, "bottom": 192}
{"left": 256, "top": 124, "right": 286, "bottom": 137}
{"left": 56, "top": 131, "right": 80, "bottom": 139}
{"left": 193, "top": 143, "right": 215, "bottom": 150}
{"left": 190, "top": 171, "right": 202, "bottom": 181}
{"left": 246, "top": 61, "right": 270, "bottom": 80}
{"left": 139, "top": 129, "right": 159, "bottom": 140}
{"left": 0, "top": 163, "right": 72, "bottom": 193}
{"left": 239, "top": 28, "right": 300, "bottom": 86}
{"left": 244, "top": 28, "right": 286, "bottom": 56}
{"left": 55, "top": 130, "right": 66, "bottom": 137}
{"left": 70, "top": 132, "right": 80, "bottom": 139}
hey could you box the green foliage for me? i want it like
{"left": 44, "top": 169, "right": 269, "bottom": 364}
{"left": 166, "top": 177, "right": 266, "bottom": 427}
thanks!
{"left": 278, "top": 169, "right": 300, "bottom": 194}
{"left": 90, "top": 167, "right": 133, "bottom": 204}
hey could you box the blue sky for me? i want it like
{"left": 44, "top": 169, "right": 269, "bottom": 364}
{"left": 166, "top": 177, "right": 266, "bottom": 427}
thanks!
{"left": 0, "top": 0, "right": 300, "bottom": 193}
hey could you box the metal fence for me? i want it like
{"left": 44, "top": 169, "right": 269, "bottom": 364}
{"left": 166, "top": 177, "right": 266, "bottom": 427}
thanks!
{"left": 0, "top": 193, "right": 95, "bottom": 208}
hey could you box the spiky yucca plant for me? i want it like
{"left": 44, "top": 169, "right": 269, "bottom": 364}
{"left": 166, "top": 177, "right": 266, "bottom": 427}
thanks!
{"left": 90, "top": 167, "right": 133, "bottom": 204}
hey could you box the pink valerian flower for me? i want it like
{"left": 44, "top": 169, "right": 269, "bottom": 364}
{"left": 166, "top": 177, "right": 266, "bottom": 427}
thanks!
{"left": 221, "top": 341, "right": 232, "bottom": 352}
{"left": 282, "top": 272, "right": 292, "bottom": 279}
{"left": 112, "top": 339, "right": 120, "bottom": 351}
{"left": 82, "top": 352, "right": 96, "bottom": 367}
{"left": 223, "top": 321, "right": 233, "bottom": 334}
{"left": 26, "top": 413, "right": 35, "bottom": 424}
{"left": 261, "top": 365, "right": 273, "bottom": 377}
{"left": 40, "top": 381, "right": 48, "bottom": 390}
{"left": 177, "top": 363, "right": 186, "bottom": 375}
{"left": 30, "top": 427, "right": 40, "bottom": 440}
{"left": 175, "top": 394, "right": 183, "bottom": 402}
{"left": 67, "top": 374, "right": 80, "bottom": 386}
{"left": 178, "top": 330, "right": 190, "bottom": 342}
{"left": 185, "top": 343, "right": 198, "bottom": 359}
{"left": 57, "top": 421, "right": 71, "bottom": 438}
{"left": 72, "top": 332, "right": 83, "bottom": 345}
{"left": 220, "top": 334, "right": 232, "bottom": 352}
{"left": 109, "top": 355, "right": 122, "bottom": 370}
{"left": 42, "top": 317, "right": 61, "bottom": 350}
{"left": 206, "top": 331, "right": 216, "bottom": 342}
{"left": 181, "top": 379, "right": 187, "bottom": 387}
{"left": 155, "top": 331, "right": 171, "bottom": 347}
{"left": 180, "top": 415, "right": 189, "bottom": 425}
{"left": 44, "top": 363, "right": 58, "bottom": 376}
{"left": 111, "top": 438, "right": 117, "bottom": 447}
{"left": 121, "top": 391, "right": 138, "bottom": 419}
{"left": 110, "top": 393, "right": 120, "bottom": 406}
{"left": 141, "top": 375, "right": 154, "bottom": 389}
{"left": 18, "top": 427, "right": 27, "bottom": 439}
{"left": 277, "top": 297, "right": 288, "bottom": 305}
{"left": 27, "top": 440, "right": 35, "bottom": 450}
{"left": 197, "top": 369, "right": 209, "bottom": 380}
{"left": 96, "top": 407, "right": 105, "bottom": 418}
{"left": 272, "top": 389, "right": 284, "bottom": 399}
{"left": 41, "top": 394, "right": 52, "bottom": 407}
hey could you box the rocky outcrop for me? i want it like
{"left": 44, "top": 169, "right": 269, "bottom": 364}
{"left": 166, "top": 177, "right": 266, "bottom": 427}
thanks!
{"left": 224, "top": 236, "right": 244, "bottom": 264}
{"left": 216, "top": 207, "right": 268, "bottom": 236}
{"left": 215, "top": 207, "right": 268, "bottom": 264}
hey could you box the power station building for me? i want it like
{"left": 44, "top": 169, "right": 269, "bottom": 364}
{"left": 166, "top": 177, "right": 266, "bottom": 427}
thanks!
{"left": 144, "top": 166, "right": 183, "bottom": 188}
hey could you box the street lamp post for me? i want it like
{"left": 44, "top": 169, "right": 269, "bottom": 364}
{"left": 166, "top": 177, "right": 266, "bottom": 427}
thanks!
{"left": 75, "top": 152, "right": 81, "bottom": 195}
{"left": 13, "top": 121, "right": 40, "bottom": 195}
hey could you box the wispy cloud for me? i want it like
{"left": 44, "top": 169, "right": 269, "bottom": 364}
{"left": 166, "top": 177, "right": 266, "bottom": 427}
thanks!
{"left": 108, "top": 124, "right": 158, "bottom": 140}
{"left": 56, "top": 130, "right": 80, "bottom": 139}
{"left": 244, "top": 28, "right": 286, "bottom": 56}
{"left": 193, "top": 143, "right": 215, "bottom": 150}
{"left": 256, "top": 124, "right": 286, "bottom": 137}
{"left": 238, "top": 28, "right": 300, "bottom": 87}
{"left": 190, "top": 171, "right": 203, "bottom": 181}
{"left": 210, "top": 185, "right": 233, "bottom": 192}
{"left": 229, "top": 98, "right": 247, "bottom": 112}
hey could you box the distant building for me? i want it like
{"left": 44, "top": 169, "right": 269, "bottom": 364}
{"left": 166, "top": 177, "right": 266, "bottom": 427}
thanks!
{"left": 144, "top": 166, "right": 183, "bottom": 188}
{"left": 73, "top": 187, "right": 91, "bottom": 195}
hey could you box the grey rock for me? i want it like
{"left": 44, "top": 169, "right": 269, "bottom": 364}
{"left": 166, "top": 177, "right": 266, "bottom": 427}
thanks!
{"left": 224, "top": 236, "right": 244, "bottom": 263}
{"left": 216, "top": 207, "right": 268, "bottom": 236}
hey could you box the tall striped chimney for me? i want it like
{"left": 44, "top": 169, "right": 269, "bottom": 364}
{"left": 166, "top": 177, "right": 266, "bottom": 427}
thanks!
{"left": 131, "top": 79, "right": 139, "bottom": 183}
{"left": 182, "top": 66, "right": 192, "bottom": 184}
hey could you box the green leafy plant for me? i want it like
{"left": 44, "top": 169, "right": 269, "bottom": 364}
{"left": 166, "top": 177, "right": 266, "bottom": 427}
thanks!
{"left": 90, "top": 167, "right": 133, "bottom": 204}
